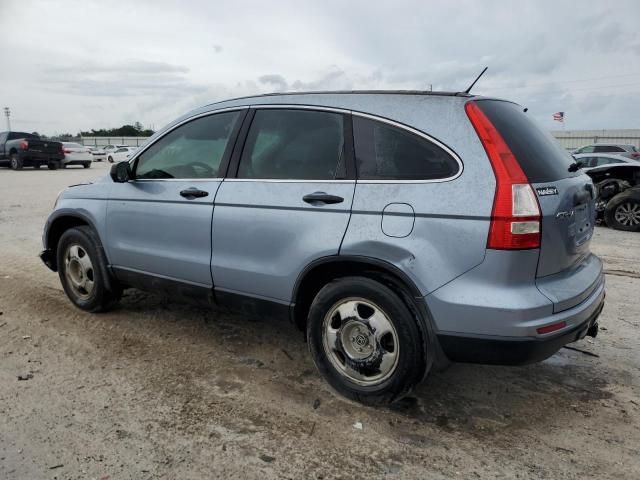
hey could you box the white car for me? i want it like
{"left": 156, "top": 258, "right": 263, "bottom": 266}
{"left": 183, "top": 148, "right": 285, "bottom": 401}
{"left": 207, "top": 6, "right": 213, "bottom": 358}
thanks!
{"left": 61, "top": 142, "right": 92, "bottom": 169}
{"left": 107, "top": 146, "right": 137, "bottom": 163}
{"left": 87, "top": 146, "right": 106, "bottom": 162}
{"left": 103, "top": 144, "right": 128, "bottom": 156}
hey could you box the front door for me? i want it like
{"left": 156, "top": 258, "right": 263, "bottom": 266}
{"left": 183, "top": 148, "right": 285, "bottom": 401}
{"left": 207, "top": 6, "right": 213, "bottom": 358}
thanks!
{"left": 211, "top": 108, "right": 355, "bottom": 303}
{"left": 106, "top": 109, "right": 245, "bottom": 287}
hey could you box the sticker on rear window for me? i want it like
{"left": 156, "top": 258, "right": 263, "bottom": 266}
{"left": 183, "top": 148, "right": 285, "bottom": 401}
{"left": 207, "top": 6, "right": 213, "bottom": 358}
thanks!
{"left": 536, "top": 186, "right": 558, "bottom": 196}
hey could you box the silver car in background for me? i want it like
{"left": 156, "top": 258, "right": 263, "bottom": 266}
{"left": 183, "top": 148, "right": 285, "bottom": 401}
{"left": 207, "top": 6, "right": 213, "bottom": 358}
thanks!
{"left": 40, "top": 91, "right": 605, "bottom": 405}
{"left": 61, "top": 142, "right": 92, "bottom": 168}
{"left": 574, "top": 143, "right": 640, "bottom": 160}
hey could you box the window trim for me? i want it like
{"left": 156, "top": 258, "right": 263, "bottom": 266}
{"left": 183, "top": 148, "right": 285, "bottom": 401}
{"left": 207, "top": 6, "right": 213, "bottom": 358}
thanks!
{"left": 128, "top": 107, "right": 249, "bottom": 182}
{"left": 225, "top": 104, "right": 463, "bottom": 183}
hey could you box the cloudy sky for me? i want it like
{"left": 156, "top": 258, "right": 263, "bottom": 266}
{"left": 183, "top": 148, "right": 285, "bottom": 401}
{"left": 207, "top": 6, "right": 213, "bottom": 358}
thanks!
{"left": 1, "top": 0, "right": 639, "bottom": 135}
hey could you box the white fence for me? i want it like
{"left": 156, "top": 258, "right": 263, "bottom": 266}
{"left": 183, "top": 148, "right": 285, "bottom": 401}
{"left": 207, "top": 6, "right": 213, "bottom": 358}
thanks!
{"left": 80, "top": 136, "right": 151, "bottom": 148}
{"left": 551, "top": 129, "right": 640, "bottom": 150}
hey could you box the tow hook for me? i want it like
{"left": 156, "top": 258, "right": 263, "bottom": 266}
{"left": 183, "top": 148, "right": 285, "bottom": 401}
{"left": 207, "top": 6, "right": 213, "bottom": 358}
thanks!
{"left": 587, "top": 322, "right": 599, "bottom": 338}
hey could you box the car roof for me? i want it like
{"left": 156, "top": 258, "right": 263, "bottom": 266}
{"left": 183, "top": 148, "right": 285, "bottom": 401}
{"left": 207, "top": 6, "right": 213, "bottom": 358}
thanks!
{"left": 574, "top": 153, "right": 629, "bottom": 160}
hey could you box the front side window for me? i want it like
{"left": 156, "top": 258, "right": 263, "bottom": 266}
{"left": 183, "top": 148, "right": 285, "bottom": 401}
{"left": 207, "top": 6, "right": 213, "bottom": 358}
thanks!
{"left": 135, "top": 111, "right": 241, "bottom": 179}
{"left": 237, "top": 109, "right": 345, "bottom": 180}
{"left": 594, "top": 145, "right": 623, "bottom": 153}
{"left": 353, "top": 116, "right": 459, "bottom": 180}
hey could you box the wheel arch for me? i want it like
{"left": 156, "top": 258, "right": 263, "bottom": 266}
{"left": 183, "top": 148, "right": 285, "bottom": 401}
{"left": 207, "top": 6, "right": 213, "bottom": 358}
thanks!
{"left": 45, "top": 211, "right": 104, "bottom": 271}
{"left": 292, "top": 255, "right": 441, "bottom": 377}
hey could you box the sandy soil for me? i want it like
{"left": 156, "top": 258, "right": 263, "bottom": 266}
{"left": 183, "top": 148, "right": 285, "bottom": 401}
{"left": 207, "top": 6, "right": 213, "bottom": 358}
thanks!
{"left": 1, "top": 162, "right": 639, "bottom": 479}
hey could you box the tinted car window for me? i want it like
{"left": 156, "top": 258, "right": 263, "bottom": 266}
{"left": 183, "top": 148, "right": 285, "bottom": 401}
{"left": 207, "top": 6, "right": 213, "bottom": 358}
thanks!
{"left": 353, "top": 116, "right": 459, "bottom": 180}
{"left": 135, "top": 111, "right": 241, "bottom": 179}
{"left": 238, "top": 109, "right": 345, "bottom": 180}
{"left": 579, "top": 146, "right": 595, "bottom": 153}
{"left": 8, "top": 132, "right": 38, "bottom": 140}
{"left": 476, "top": 100, "right": 577, "bottom": 183}
{"left": 594, "top": 145, "right": 624, "bottom": 153}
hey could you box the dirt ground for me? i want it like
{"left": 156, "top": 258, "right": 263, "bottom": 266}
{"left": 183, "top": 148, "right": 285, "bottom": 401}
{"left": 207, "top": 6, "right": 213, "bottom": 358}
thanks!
{"left": 1, "top": 162, "right": 639, "bottom": 480}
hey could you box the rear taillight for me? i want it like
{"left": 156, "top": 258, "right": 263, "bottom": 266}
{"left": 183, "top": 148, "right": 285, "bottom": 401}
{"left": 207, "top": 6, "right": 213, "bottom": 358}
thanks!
{"left": 20, "top": 140, "right": 29, "bottom": 150}
{"left": 631, "top": 152, "right": 640, "bottom": 158}
{"left": 63, "top": 149, "right": 72, "bottom": 154}
{"left": 465, "top": 101, "right": 541, "bottom": 250}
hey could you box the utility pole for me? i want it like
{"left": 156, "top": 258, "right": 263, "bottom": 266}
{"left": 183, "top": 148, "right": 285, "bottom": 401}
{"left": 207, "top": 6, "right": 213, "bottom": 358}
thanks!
{"left": 3, "top": 107, "right": 10, "bottom": 131}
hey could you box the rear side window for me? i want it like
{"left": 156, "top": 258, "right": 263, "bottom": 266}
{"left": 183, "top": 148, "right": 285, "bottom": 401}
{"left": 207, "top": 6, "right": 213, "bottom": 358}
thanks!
{"left": 8, "top": 132, "right": 37, "bottom": 140}
{"left": 353, "top": 116, "right": 459, "bottom": 180}
{"left": 238, "top": 109, "right": 345, "bottom": 180}
{"left": 476, "top": 100, "right": 577, "bottom": 183}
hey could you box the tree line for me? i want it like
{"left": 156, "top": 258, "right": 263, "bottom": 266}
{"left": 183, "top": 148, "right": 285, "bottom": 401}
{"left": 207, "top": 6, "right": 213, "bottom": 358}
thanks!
{"left": 44, "top": 122, "right": 154, "bottom": 140}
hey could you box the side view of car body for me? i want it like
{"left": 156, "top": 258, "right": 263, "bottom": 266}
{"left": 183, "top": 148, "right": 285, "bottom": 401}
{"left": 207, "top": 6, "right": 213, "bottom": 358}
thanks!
{"left": 0, "top": 131, "right": 64, "bottom": 169}
{"left": 41, "top": 91, "right": 604, "bottom": 405}
{"left": 574, "top": 143, "right": 640, "bottom": 160}
{"left": 106, "top": 146, "right": 137, "bottom": 163}
{"left": 61, "top": 142, "right": 93, "bottom": 168}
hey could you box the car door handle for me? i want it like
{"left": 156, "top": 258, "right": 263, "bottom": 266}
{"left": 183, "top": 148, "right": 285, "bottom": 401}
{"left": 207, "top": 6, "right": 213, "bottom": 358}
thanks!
{"left": 302, "top": 192, "right": 344, "bottom": 205}
{"left": 180, "top": 188, "right": 209, "bottom": 199}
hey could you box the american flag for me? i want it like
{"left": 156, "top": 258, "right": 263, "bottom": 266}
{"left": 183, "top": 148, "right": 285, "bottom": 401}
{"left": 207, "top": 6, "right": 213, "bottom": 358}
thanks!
{"left": 553, "top": 112, "right": 564, "bottom": 122}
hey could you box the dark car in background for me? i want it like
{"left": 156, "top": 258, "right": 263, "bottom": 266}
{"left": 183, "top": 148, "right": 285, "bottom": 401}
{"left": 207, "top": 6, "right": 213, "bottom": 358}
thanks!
{"left": 0, "top": 131, "right": 64, "bottom": 170}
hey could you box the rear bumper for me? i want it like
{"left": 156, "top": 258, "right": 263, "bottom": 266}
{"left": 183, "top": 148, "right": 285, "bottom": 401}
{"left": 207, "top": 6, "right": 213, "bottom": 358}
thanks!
{"left": 437, "top": 294, "right": 604, "bottom": 365}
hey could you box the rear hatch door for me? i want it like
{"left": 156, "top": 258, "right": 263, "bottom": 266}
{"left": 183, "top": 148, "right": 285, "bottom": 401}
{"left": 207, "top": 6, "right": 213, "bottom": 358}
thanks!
{"left": 477, "top": 100, "right": 602, "bottom": 312}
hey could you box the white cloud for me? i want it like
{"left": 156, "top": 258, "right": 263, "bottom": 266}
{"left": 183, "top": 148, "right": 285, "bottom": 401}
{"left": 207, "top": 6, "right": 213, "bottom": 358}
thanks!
{"left": 1, "top": 0, "right": 639, "bottom": 134}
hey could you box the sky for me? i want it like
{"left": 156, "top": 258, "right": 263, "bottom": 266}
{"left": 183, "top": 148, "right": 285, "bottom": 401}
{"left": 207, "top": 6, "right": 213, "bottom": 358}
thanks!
{"left": 1, "top": 0, "right": 639, "bottom": 135}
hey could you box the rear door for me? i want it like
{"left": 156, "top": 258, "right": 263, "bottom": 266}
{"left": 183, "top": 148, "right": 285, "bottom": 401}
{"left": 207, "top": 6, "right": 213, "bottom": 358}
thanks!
{"left": 106, "top": 109, "right": 245, "bottom": 287}
{"left": 211, "top": 107, "right": 355, "bottom": 303}
{"left": 476, "top": 100, "right": 601, "bottom": 311}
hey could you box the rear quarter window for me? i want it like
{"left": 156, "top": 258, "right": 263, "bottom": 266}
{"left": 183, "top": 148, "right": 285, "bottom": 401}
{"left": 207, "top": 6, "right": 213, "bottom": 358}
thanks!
{"left": 353, "top": 116, "right": 460, "bottom": 180}
{"left": 476, "top": 100, "right": 578, "bottom": 183}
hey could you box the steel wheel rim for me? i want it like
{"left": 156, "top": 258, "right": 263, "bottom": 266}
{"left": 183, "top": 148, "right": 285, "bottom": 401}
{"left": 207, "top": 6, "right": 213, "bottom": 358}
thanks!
{"left": 322, "top": 297, "right": 399, "bottom": 386}
{"left": 64, "top": 244, "right": 95, "bottom": 299}
{"left": 615, "top": 202, "right": 640, "bottom": 226}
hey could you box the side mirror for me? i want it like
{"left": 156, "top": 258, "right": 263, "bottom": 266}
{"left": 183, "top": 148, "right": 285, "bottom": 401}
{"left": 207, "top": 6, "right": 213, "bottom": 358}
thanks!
{"left": 110, "top": 162, "right": 132, "bottom": 183}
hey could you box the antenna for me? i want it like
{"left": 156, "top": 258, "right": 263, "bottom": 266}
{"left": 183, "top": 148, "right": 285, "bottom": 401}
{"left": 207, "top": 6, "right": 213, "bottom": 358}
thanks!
{"left": 463, "top": 66, "right": 488, "bottom": 94}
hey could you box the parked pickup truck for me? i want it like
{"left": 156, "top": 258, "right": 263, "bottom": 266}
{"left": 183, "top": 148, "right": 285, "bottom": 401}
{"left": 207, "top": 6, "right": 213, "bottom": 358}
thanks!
{"left": 0, "top": 131, "right": 64, "bottom": 170}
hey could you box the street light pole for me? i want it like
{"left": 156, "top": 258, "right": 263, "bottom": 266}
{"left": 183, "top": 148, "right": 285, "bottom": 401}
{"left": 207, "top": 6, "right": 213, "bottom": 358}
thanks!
{"left": 3, "top": 107, "right": 10, "bottom": 131}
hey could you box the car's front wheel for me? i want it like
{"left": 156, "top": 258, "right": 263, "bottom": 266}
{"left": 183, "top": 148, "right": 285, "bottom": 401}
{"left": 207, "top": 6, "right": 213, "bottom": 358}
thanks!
{"left": 57, "top": 226, "right": 122, "bottom": 312}
{"left": 107, "top": 156, "right": 113, "bottom": 163}
{"left": 307, "top": 276, "right": 429, "bottom": 406}
{"left": 605, "top": 195, "right": 640, "bottom": 232}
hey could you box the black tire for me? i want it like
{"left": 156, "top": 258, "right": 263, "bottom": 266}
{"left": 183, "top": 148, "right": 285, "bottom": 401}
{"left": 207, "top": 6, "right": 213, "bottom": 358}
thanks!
{"left": 57, "top": 226, "right": 122, "bottom": 312}
{"left": 605, "top": 194, "right": 640, "bottom": 232}
{"left": 48, "top": 161, "right": 59, "bottom": 170}
{"left": 83, "top": 162, "right": 91, "bottom": 168}
{"left": 108, "top": 156, "right": 113, "bottom": 163}
{"left": 10, "top": 154, "right": 23, "bottom": 170}
{"left": 61, "top": 162, "right": 67, "bottom": 169}
{"left": 34, "top": 163, "right": 41, "bottom": 169}
{"left": 307, "top": 276, "right": 429, "bottom": 406}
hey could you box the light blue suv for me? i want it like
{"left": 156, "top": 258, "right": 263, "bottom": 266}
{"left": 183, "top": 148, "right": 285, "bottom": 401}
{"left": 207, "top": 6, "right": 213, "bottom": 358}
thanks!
{"left": 41, "top": 91, "right": 605, "bottom": 405}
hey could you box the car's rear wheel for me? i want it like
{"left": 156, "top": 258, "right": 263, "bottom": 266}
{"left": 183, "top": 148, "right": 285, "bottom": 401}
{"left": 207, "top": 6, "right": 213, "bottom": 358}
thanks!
{"left": 10, "top": 154, "right": 23, "bottom": 170}
{"left": 606, "top": 196, "right": 640, "bottom": 232}
{"left": 61, "top": 163, "right": 67, "bottom": 169}
{"left": 57, "top": 226, "right": 122, "bottom": 312}
{"left": 34, "top": 163, "right": 41, "bottom": 169}
{"left": 48, "top": 161, "right": 59, "bottom": 170}
{"left": 108, "top": 156, "right": 113, "bottom": 163}
{"left": 307, "top": 276, "right": 428, "bottom": 406}
{"left": 83, "top": 162, "right": 91, "bottom": 168}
